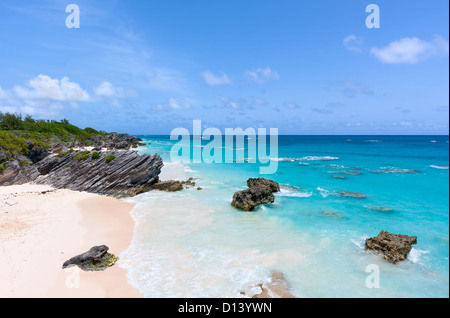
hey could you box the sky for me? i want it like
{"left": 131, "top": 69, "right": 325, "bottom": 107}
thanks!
{"left": 0, "top": 0, "right": 448, "bottom": 135}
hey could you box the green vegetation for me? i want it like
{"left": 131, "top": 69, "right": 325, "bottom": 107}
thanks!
{"left": 0, "top": 112, "right": 109, "bottom": 163}
{"left": 0, "top": 163, "right": 7, "bottom": 174}
{"left": 80, "top": 253, "right": 119, "bottom": 271}
{"left": 73, "top": 151, "right": 90, "bottom": 161}
{"left": 91, "top": 152, "right": 101, "bottom": 160}
{"left": 105, "top": 155, "right": 116, "bottom": 163}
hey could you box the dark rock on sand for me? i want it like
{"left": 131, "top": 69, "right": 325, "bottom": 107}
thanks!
{"left": 62, "top": 245, "right": 119, "bottom": 271}
{"left": 337, "top": 191, "right": 367, "bottom": 198}
{"left": 365, "top": 231, "right": 417, "bottom": 264}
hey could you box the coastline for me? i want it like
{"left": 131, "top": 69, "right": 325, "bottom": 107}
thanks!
{"left": 0, "top": 184, "right": 142, "bottom": 298}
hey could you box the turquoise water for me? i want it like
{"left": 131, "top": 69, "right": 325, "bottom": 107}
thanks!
{"left": 120, "top": 135, "right": 449, "bottom": 298}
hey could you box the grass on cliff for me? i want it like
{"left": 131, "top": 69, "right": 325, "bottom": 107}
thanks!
{"left": 0, "top": 113, "right": 108, "bottom": 163}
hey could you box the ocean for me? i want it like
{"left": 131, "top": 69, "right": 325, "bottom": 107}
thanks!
{"left": 120, "top": 135, "right": 449, "bottom": 298}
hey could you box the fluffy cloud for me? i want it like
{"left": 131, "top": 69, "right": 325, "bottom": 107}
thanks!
{"left": 201, "top": 71, "right": 233, "bottom": 86}
{"left": 94, "top": 81, "right": 126, "bottom": 98}
{"left": 13, "top": 74, "right": 91, "bottom": 101}
{"left": 244, "top": 67, "right": 279, "bottom": 84}
{"left": 343, "top": 34, "right": 364, "bottom": 53}
{"left": 371, "top": 35, "right": 449, "bottom": 64}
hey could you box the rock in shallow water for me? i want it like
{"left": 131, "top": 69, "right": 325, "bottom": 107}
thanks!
{"left": 365, "top": 231, "right": 417, "bottom": 264}
{"left": 232, "top": 186, "right": 275, "bottom": 211}
{"left": 337, "top": 191, "right": 367, "bottom": 198}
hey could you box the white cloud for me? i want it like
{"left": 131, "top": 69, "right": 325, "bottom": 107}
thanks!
{"left": 343, "top": 34, "right": 364, "bottom": 53}
{"left": 13, "top": 74, "right": 90, "bottom": 101}
{"left": 371, "top": 35, "right": 449, "bottom": 64}
{"left": 201, "top": 71, "right": 233, "bottom": 86}
{"left": 94, "top": 81, "right": 125, "bottom": 98}
{"left": 152, "top": 97, "right": 191, "bottom": 111}
{"left": 244, "top": 67, "right": 280, "bottom": 84}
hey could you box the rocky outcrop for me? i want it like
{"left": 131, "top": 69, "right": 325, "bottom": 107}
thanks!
{"left": 242, "top": 271, "right": 296, "bottom": 298}
{"left": 365, "top": 231, "right": 417, "bottom": 264}
{"left": 62, "top": 245, "right": 119, "bottom": 271}
{"left": 232, "top": 178, "right": 279, "bottom": 211}
{"left": 150, "top": 178, "right": 197, "bottom": 192}
{"left": 247, "top": 178, "right": 280, "bottom": 192}
{"left": 0, "top": 150, "right": 163, "bottom": 198}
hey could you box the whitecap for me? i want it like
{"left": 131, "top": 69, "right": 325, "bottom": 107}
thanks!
{"left": 408, "top": 248, "right": 430, "bottom": 264}
{"left": 430, "top": 165, "right": 449, "bottom": 170}
{"left": 316, "top": 187, "right": 331, "bottom": 198}
{"left": 298, "top": 156, "right": 340, "bottom": 161}
{"left": 276, "top": 186, "right": 312, "bottom": 198}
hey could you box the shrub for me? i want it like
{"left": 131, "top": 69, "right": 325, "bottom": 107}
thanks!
{"left": 73, "top": 151, "right": 90, "bottom": 161}
{"left": 105, "top": 155, "right": 116, "bottom": 163}
{"left": 91, "top": 152, "right": 100, "bottom": 160}
{"left": 0, "top": 163, "right": 7, "bottom": 174}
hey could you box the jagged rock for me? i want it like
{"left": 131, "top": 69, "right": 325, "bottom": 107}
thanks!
{"left": 62, "top": 245, "right": 119, "bottom": 271}
{"left": 51, "top": 143, "right": 65, "bottom": 154}
{"left": 247, "top": 178, "right": 280, "bottom": 192}
{"left": 31, "top": 150, "right": 163, "bottom": 198}
{"left": 365, "top": 231, "right": 417, "bottom": 264}
{"left": 115, "top": 141, "right": 128, "bottom": 149}
{"left": 337, "top": 191, "right": 367, "bottom": 198}
{"left": 232, "top": 186, "right": 274, "bottom": 211}
{"left": 27, "top": 142, "right": 50, "bottom": 164}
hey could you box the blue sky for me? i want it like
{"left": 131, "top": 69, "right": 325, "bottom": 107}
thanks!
{"left": 0, "top": 0, "right": 448, "bottom": 134}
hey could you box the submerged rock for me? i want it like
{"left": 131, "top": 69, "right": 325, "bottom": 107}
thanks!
{"left": 62, "top": 245, "right": 119, "bottom": 271}
{"left": 368, "top": 206, "right": 394, "bottom": 213}
{"left": 337, "top": 191, "right": 367, "bottom": 198}
{"left": 242, "top": 271, "right": 296, "bottom": 298}
{"left": 322, "top": 210, "right": 343, "bottom": 218}
{"left": 365, "top": 231, "right": 417, "bottom": 264}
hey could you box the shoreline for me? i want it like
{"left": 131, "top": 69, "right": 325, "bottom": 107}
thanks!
{"left": 0, "top": 184, "right": 142, "bottom": 298}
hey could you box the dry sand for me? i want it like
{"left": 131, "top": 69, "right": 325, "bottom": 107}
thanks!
{"left": 0, "top": 184, "right": 141, "bottom": 298}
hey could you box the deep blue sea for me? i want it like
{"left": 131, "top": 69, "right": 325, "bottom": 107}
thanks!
{"left": 120, "top": 135, "right": 449, "bottom": 298}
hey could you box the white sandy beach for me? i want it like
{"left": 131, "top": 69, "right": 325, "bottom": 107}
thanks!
{"left": 0, "top": 184, "right": 141, "bottom": 298}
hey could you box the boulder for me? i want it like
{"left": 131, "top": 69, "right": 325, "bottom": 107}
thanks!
{"left": 62, "top": 245, "right": 119, "bottom": 271}
{"left": 365, "top": 231, "right": 417, "bottom": 264}
{"left": 231, "top": 185, "right": 274, "bottom": 211}
{"left": 150, "top": 178, "right": 197, "bottom": 192}
{"left": 247, "top": 178, "right": 280, "bottom": 192}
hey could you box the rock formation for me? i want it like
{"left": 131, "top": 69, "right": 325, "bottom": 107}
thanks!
{"left": 62, "top": 245, "right": 119, "bottom": 271}
{"left": 1, "top": 149, "right": 163, "bottom": 198}
{"left": 365, "top": 231, "right": 417, "bottom": 264}
{"left": 232, "top": 178, "right": 279, "bottom": 211}
{"left": 150, "top": 178, "right": 197, "bottom": 192}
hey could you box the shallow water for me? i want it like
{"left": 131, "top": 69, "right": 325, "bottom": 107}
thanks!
{"left": 121, "top": 135, "right": 449, "bottom": 298}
